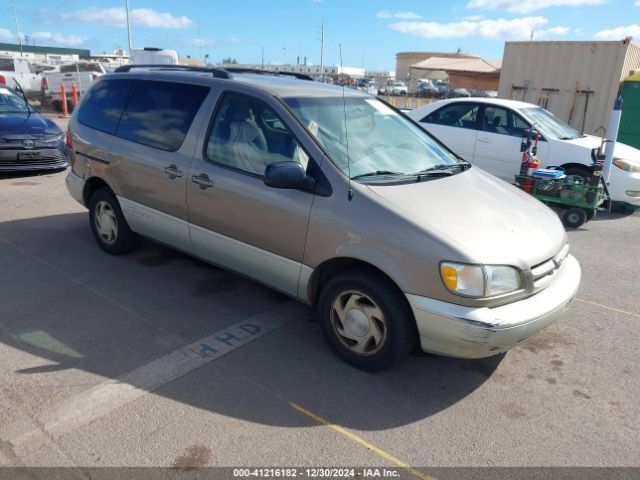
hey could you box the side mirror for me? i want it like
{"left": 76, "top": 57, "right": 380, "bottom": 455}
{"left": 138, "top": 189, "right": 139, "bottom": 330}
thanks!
{"left": 264, "top": 161, "right": 315, "bottom": 192}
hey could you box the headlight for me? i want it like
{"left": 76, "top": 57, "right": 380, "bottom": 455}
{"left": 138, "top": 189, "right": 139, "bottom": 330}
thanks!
{"left": 44, "top": 133, "right": 65, "bottom": 144}
{"left": 440, "top": 262, "right": 522, "bottom": 298}
{"left": 613, "top": 158, "right": 640, "bottom": 173}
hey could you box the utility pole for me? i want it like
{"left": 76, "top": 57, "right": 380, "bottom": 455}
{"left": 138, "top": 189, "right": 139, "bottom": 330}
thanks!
{"left": 11, "top": 0, "right": 23, "bottom": 56}
{"left": 198, "top": 26, "right": 202, "bottom": 60}
{"left": 261, "top": 46, "right": 264, "bottom": 69}
{"left": 319, "top": 21, "right": 325, "bottom": 77}
{"left": 125, "top": 0, "right": 133, "bottom": 56}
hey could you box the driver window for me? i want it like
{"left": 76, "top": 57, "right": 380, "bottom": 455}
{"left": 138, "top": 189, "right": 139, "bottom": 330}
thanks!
{"left": 205, "top": 93, "right": 310, "bottom": 176}
{"left": 483, "top": 106, "right": 530, "bottom": 137}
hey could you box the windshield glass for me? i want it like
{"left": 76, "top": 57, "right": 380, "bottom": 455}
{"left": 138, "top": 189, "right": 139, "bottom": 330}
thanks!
{"left": 284, "top": 96, "right": 463, "bottom": 181}
{"left": 522, "top": 107, "right": 583, "bottom": 140}
{"left": 0, "top": 87, "right": 32, "bottom": 113}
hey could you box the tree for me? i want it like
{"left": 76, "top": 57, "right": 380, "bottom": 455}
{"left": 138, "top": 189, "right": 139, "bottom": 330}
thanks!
{"left": 222, "top": 57, "right": 238, "bottom": 64}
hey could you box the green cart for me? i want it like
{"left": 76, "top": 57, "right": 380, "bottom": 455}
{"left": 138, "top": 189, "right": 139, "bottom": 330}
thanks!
{"left": 515, "top": 175, "right": 608, "bottom": 228}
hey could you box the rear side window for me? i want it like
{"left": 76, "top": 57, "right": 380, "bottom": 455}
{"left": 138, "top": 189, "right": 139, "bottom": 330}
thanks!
{"left": 116, "top": 81, "right": 209, "bottom": 151}
{"left": 77, "top": 79, "right": 137, "bottom": 134}
{"left": 422, "top": 103, "right": 479, "bottom": 129}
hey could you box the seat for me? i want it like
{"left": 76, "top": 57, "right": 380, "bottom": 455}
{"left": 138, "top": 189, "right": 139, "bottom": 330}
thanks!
{"left": 222, "top": 99, "right": 269, "bottom": 174}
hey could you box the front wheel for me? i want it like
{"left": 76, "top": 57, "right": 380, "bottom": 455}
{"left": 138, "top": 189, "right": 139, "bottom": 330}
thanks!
{"left": 317, "top": 268, "right": 416, "bottom": 371}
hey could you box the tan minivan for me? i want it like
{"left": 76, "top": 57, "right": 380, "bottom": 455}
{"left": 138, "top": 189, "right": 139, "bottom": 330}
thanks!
{"left": 66, "top": 66, "right": 581, "bottom": 370}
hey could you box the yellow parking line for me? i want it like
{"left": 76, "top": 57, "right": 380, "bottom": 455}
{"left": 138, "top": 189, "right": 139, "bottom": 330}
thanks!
{"left": 289, "top": 402, "right": 436, "bottom": 480}
{"left": 575, "top": 298, "right": 640, "bottom": 318}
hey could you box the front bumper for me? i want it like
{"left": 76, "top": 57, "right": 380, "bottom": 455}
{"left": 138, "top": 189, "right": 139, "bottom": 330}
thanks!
{"left": 406, "top": 254, "right": 581, "bottom": 359}
{"left": 608, "top": 168, "right": 640, "bottom": 207}
{"left": 0, "top": 147, "right": 68, "bottom": 172}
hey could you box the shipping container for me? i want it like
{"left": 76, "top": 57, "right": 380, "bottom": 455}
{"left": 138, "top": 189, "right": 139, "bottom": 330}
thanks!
{"left": 498, "top": 40, "right": 640, "bottom": 136}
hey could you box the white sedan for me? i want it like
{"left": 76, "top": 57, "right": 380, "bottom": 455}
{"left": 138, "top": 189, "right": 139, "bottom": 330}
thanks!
{"left": 406, "top": 98, "right": 640, "bottom": 206}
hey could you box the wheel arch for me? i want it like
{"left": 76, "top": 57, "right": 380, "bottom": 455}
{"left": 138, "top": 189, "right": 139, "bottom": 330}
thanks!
{"left": 559, "top": 162, "right": 592, "bottom": 176}
{"left": 83, "top": 176, "right": 113, "bottom": 206}
{"left": 306, "top": 257, "right": 408, "bottom": 308}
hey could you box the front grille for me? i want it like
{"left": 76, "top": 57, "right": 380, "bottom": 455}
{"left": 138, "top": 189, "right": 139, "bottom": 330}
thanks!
{"left": 531, "top": 244, "right": 569, "bottom": 289}
{"left": 0, "top": 148, "right": 67, "bottom": 170}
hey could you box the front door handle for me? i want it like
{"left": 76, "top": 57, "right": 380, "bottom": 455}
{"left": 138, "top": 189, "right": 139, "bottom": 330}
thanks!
{"left": 191, "top": 174, "right": 213, "bottom": 189}
{"left": 163, "top": 165, "right": 183, "bottom": 179}
{"left": 477, "top": 137, "right": 491, "bottom": 143}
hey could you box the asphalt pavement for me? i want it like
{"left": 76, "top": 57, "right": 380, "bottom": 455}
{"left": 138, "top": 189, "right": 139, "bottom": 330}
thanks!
{"left": 0, "top": 167, "right": 638, "bottom": 480}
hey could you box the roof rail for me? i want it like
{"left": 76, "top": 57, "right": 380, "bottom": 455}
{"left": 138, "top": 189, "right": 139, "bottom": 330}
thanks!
{"left": 113, "top": 64, "right": 232, "bottom": 79}
{"left": 223, "top": 67, "right": 313, "bottom": 81}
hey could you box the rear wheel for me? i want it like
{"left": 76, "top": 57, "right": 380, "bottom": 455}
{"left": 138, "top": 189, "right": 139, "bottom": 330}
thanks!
{"left": 88, "top": 189, "right": 139, "bottom": 254}
{"left": 317, "top": 268, "right": 416, "bottom": 371}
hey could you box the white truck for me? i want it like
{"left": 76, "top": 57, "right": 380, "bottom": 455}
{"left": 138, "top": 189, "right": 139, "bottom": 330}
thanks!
{"left": 130, "top": 47, "right": 179, "bottom": 65}
{"left": 0, "top": 57, "right": 42, "bottom": 94}
{"left": 42, "top": 62, "right": 107, "bottom": 110}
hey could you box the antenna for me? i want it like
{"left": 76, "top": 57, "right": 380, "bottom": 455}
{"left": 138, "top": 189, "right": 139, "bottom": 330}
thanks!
{"left": 339, "top": 44, "right": 353, "bottom": 201}
{"left": 10, "top": 0, "right": 23, "bottom": 57}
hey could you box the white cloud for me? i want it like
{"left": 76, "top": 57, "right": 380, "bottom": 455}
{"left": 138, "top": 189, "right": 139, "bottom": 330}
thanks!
{"left": 190, "top": 38, "right": 214, "bottom": 47}
{"left": 389, "top": 16, "right": 548, "bottom": 39}
{"left": 28, "top": 32, "right": 86, "bottom": 47}
{"left": 535, "top": 26, "right": 571, "bottom": 38}
{"left": 463, "top": 15, "right": 485, "bottom": 21}
{"left": 0, "top": 28, "right": 13, "bottom": 41}
{"left": 636, "top": 0, "right": 640, "bottom": 5}
{"left": 376, "top": 10, "right": 422, "bottom": 19}
{"left": 466, "top": 0, "right": 604, "bottom": 14}
{"left": 594, "top": 24, "right": 640, "bottom": 40}
{"left": 62, "top": 7, "right": 192, "bottom": 29}
{"left": 312, "top": 0, "right": 322, "bottom": 3}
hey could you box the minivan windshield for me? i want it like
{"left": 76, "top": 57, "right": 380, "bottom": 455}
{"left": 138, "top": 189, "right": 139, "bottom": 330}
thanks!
{"left": 284, "top": 96, "right": 464, "bottom": 181}
{"left": 521, "top": 107, "right": 584, "bottom": 140}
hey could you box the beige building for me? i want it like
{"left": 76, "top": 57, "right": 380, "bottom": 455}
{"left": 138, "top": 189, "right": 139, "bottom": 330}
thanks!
{"left": 395, "top": 51, "right": 478, "bottom": 82}
{"left": 498, "top": 39, "right": 640, "bottom": 134}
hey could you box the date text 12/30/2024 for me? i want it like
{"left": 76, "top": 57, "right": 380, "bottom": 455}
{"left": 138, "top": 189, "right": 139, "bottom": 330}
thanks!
{"left": 233, "top": 468, "right": 401, "bottom": 478}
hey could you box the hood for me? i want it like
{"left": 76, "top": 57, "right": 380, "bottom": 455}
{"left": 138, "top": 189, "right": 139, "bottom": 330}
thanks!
{"left": 366, "top": 168, "right": 567, "bottom": 269}
{"left": 556, "top": 134, "right": 640, "bottom": 160}
{"left": 0, "top": 112, "right": 62, "bottom": 137}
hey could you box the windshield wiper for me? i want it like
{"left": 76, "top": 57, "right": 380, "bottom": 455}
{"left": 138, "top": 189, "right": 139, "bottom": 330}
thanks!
{"left": 351, "top": 170, "right": 408, "bottom": 180}
{"left": 414, "top": 163, "right": 470, "bottom": 181}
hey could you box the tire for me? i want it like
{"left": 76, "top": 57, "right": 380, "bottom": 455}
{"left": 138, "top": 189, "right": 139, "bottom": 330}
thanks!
{"left": 88, "top": 188, "right": 139, "bottom": 255}
{"left": 585, "top": 209, "right": 597, "bottom": 222}
{"left": 561, "top": 207, "right": 587, "bottom": 229}
{"left": 563, "top": 166, "right": 591, "bottom": 181}
{"left": 317, "top": 268, "right": 416, "bottom": 371}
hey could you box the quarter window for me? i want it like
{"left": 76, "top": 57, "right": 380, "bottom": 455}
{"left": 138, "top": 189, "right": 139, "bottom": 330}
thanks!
{"left": 77, "top": 79, "right": 137, "bottom": 134}
{"left": 116, "top": 81, "right": 209, "bottom": 151}
{"left": 422, "top": 103, "right": 479, "bottom": 129}
{"left": 205, "top": 93, "right": 310, "bottom": 176}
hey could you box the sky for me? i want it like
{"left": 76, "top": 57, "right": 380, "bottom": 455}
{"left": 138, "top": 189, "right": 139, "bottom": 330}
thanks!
{"left": 1, "top": 0, "right": 639, "bottom": 71}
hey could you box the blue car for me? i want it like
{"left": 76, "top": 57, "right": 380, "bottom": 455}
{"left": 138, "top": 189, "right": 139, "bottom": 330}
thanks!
{"left": 0, "top": 85, "right": 69, "bottom": 172}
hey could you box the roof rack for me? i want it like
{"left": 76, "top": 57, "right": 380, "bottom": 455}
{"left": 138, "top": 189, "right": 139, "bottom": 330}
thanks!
{"left": 223, "top": 67, "right": 313, "bottom": 81}
{"left": 113, "top": 64, "right": 232, "bottom": 79}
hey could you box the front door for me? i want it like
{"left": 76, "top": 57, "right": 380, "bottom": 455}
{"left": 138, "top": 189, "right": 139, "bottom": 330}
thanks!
{"left": 187, "top": 91, "right": 315, "bottom": 296}
{"left": 473, "top": 105, "right": 549, "bottom": 180}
